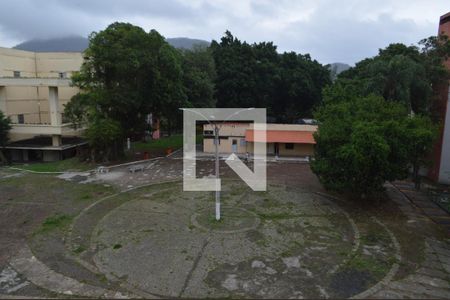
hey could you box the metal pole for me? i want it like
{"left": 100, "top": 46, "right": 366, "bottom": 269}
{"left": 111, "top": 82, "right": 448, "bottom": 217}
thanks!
{"left": 214, "top": 125, "right": 220, "bottom": 220}
{"left": 180, "top": 108, "right": 254, "bottom": 222}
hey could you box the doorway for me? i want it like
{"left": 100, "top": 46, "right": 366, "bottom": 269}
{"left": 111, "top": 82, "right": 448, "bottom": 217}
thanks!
{"left": 232, "top": 139, "right": 238, "bottom": 153}
{"left": 274, "top": 143, "right": 279, "bottom": 156}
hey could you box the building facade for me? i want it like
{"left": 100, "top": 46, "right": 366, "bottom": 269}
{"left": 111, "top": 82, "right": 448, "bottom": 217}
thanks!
{"left": 0, "top": 47, "right": 84, "bottom": 161}
{"left": 429, "top": 12, "right": 450, "bottom": 184}
{"left": 203, "top": 122, "right": 317, "bottom": 157}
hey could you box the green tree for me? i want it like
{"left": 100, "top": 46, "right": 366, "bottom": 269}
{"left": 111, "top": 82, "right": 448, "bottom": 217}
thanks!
{"left": 65, "top": 22, "right": 187, "bottom": 159}
{"left": 210, "top": 31, "right": 330, "bottom": 121}
{"left": 180, "top": 45, "right": 216, "bottom": 108}
{"left": 312, "top": 94, "right": 411, "bottom": 197}
{"left": 84, "top": 117, "right": 123, "bottom": 162}
{"left": 312, "top": 86, "right": 439, "bottom": 197}
{"left": 210, "top": 31, "right": 279, "bottom": 110}
{"left": 402, "top": 115, "right": 438, "bottom": 189}
{"left": 338, "top": 36, "right": 450, "bottom": 115}
{"left": 274, "top": 52, "right": 331, "bottom": 122}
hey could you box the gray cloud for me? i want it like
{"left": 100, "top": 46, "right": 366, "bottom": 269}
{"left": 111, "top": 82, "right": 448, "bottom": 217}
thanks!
{"left": 0, "top": 0, "right": 447, "bottom": 64}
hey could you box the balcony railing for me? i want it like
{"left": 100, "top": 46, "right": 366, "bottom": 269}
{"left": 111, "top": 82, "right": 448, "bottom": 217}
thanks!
{"left": 8, "top": 112, "right": 71, "bottom": 125}
{"left": 7, "top": 113, "right": 83, "bottom": 136}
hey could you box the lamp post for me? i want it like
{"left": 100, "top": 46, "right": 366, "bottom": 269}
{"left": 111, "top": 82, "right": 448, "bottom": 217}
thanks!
{"left": 180, "top": 108, "right": 254, "bottom": 221}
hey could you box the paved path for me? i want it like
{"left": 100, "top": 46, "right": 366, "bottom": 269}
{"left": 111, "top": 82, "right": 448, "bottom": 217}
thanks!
{"left": 369, "top": 183, "right": 450, "bottom": 299}
{"left": 393, "top": 181, "right": 450, "bottom": 234}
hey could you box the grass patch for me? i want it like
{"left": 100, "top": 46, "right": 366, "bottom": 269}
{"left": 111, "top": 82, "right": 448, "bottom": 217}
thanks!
{"left": 36, "top": 214, "right": 73, "bottom": 234}
{"left": 17, "top": 157, "right": 94, "bottom": 173}
{"left": 73, "top": 245, "right": 86, "bottom": 254}
{"left": 346, "top": 254, "right": 391, "bottom": 279}
{"left": 79, "top": 193, "right": 92, "bottom": 201}
{"left": 132, "top": 135, "right": 183, "bottom": 152}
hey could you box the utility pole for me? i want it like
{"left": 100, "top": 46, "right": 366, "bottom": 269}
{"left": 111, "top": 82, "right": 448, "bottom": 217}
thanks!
{"left": 180, "top": 108, "right": 254, "bottom": 221}
{"left": 214, "top": 125, "right": 220, "bottom": 220}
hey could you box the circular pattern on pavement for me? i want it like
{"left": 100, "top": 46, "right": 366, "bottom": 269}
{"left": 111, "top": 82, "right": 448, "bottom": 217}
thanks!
{"left": 191, "top": 206, "right": 260, "bottom": 233}
{"left": 74, "top": 181, "right": 398, "bottom": 298}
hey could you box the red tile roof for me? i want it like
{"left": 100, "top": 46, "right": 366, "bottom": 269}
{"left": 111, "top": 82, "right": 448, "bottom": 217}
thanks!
{"left": 245, "top": 130, "right": 316, "bottom": 144}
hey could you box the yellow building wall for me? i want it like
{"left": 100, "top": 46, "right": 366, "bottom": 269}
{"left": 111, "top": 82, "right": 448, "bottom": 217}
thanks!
{"left": 203, "top": 137, "right": 248, "bottom": 154}
{"left": 35, "top": 52, "right": 83, "bottom": 78}
{"left": 203, "top": 123, "right": 250, "bottom": 154}
{"left": 245, "top": 142, "right": 314, "bottom": 156}
{"left": 0, "top": 48, "right": 83, "bottom": 142}
{"left": 0, "top": 47, "right": 36, "bottom": 77}
{"left": 0, "top": 48, "right": 81, "bottom": 124}
{"left": 278, "top": 143, "right": 314, "bottom": 156}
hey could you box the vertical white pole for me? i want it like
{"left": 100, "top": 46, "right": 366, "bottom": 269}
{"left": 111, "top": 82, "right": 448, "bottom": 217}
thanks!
{"left": 215, "top": 125, "right": 220, "bottom": 220}
{"left": 127, "top": 138, "right": 131, "bottom": 150}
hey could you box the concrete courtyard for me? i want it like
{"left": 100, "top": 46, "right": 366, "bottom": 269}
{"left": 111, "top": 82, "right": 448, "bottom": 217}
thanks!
{"left": 0, "top": 155, "right": 449, "bottom": 298}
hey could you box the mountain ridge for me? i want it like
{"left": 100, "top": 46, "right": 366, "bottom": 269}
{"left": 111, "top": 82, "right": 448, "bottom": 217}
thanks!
{"left": 13, "top": 36, "right": 210, "bottom": 52}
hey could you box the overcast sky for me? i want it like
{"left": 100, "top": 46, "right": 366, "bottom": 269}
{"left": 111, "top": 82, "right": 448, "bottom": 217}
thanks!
{"left": 0, "top": 0, "right": 448, "bottom": 64}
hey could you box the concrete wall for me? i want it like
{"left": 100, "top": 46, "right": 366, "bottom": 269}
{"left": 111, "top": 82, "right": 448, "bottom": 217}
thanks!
{"left": 439, "top": 87, "right": 450, "bottom": 184}
{"left": 0, "top": 47, "right": 36, "bottom": 78}
{"left": 245, "top": 142, "right": 314, "bottom": 157}
{"left": 203, "top": 123, "right": 249, "bottom": 137}
{"left": 203, "top": 123, "right": 250, "bottom": 154}
{"left": 278, "top": 143, "right": 314, "bottom": 157}
{"left": 261, "top": 124, "right": 317, "bottom": 132}
{"left": 35, "top": 52, "right": 83, "bottom": 78}
{"left": 0, "top": 47, "right": 83, "bottom": 142}
{"left": 0, "top": 47, "right": 83, "bottom": 78}
{"left": 203, "top": 136, "right": 248, "bottom": 154}
{"left": 43, "top": 150, "right": 61, "bottom": 162}
{"left": 430, "top": 13, "right": 450, "bottom": 184}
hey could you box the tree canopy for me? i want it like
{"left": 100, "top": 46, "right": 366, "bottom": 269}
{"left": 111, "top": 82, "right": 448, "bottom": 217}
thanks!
{"left": 312, "top": 91, "right": 438, "bottom": 196}
{"left": 210, "top": 31, "right": 331, "bottom": 122}
{"left": 180, "top": 45, "right": 216, "bottom": 108}
{"left": 338, "top": 35, "right": 450, "bottom": 116}
{"left": 311, "top": 36, "right": 449, "bottom": 196}
{"left": 65, "top": 22, "right": 187, "bottom": 160}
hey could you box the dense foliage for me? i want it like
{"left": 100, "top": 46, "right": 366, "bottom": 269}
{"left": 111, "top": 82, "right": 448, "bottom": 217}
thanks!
{"left": 339, "top": 35, "right": 450, "bottom": 116}
{"left": 312, "top": 92, "right": 437, "bottom": 195}
{"left": 65, "top": 26, "right": 329, "bottom": 161}
{"left": 180, "top": 45, "right": 216, "bottom": 108}
{"left": 311, "top": 36, "right": 450, "bottom": 196}
{"left": 65, "top": 23, "right": 187, "bottom": 160}
{"left": 211, "top": 31, "right": 331, "bottom": 122}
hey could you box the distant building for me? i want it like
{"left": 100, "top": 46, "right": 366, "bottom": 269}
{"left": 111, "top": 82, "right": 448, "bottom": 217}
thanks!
{"left": 202, "top": 122, "right": 317, "bottom": 157}
{"left": 429, "top": 12, "right": 450, "bottom": 184}
{"left": 0, "top": 47, "right": 85, "bottom": 161}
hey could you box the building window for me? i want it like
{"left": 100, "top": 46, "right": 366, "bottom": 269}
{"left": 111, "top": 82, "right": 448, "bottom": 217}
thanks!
{"left": 240, "top": 139, "right": 246, "bottom": 146}
{"left": 203, "top": 130, "right": 214, "bottom": 135}
{"left": 59, "top": 72, "right": 66, "bottom": 79}
{"left": 13, "top": 71, "right": 20, "bottom": 78}
{"left": 17, "top": 114, "right": 24, "bottom": 124}
{"left": 285, "top": 143, "right": 294, "bottom": 150}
